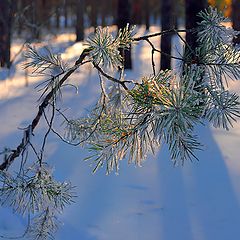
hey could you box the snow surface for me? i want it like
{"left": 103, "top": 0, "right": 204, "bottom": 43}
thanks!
{"left": 1, "top": 26, "right": 240, "bottom": 240}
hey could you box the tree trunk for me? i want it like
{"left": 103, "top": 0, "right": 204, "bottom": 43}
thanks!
{"left": 42, "top": 0, "right": 50, "bottom": 30}
{"left": 31, "top": 0, "right": 41, "bottom": 39}
{"left": 55, "top": 6, "right": 60, "bottom": 29}
{"left": 117, "top": 0, "right": 132, "bottom": 69}
{"left": 232, "top": 0, "right": 240, "bottom": 45}
{"left": 17, "top": 0, "right": 23, "bottom": 36}
{"left": 185, "top": 0, "right": 207, "bottom": 58}
{"left": 76, "top": 0, "right": 84, "bottom": 42}
{"left": 101, "top": 0, "right": 106, "bottom": 27}
{"left": 160, "top": 0, "right": 173, "bottom": 70}
{"left": 0, "top": 0, "right": 12, "bottom": 68}
{"left": 144, "top": 0, "right": 150, "bottom": 31}
{"left": 90, "top": 0, "right": 97, "bottom": 29}
{"left": 185, "top": 0, "right": 207, "bottom": 98}
{"left": 64, "top": 0, "right": 68, "bottom": 28}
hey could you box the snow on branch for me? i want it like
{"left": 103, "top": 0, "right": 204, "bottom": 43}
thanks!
{"left": 1, "top": 7, "right": 240, "bottom": 240}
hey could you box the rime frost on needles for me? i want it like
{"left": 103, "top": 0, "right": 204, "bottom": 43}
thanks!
{"left": 87, "top": 24, "right": 135, "bottom": 68}
{"left": 0, "top": 164, "right": 74, "bottom": 239}
{"left": 66, "top": 7, "right": 240, "bottom": 171}
{"left": 1, "top": 6, "right": 240, "bottom": 240}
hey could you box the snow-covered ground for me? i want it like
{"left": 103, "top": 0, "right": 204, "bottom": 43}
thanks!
{"left": 1, "top": 26, "right": 240, "bottom": 240}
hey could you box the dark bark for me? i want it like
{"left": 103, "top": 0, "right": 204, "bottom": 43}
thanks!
{"left": 31, "top": 1, "right": 40, "bottom": 39}
{"left": 185, "top": 0, "right": 207, "bottom": 99}
{"left": 0, "top": 0, "right": 13, "bottom": 68}
{"left": 101, "top": 0, "right": 106, "bottom": 27}
{"left": 117, "top": 0, "right": 132, "bottom": 69}
{"left": 55, "top": 6, "right": 60, "bottom": 29}
{"left": 144, "top": 0, "right": 150, "bottom": 31}
{"left": 185, "top": 0, "right": 207, "bottom": 57}
{"left": 42, "top": 0, "right": 51, "bottom": 30}
{"left": 132, "top": 1, "right": 142, "bottom": 25}
{"left": 232, "top": 0, "right": 240, "bottom": 45}
{"left": 17, "top": 0, "right": 23, "bottom": 35}
{"left": 160, "top": 0, "right": 173, "bottom": 70}
{"left": 90, "top": 0, "right": 97, "bottom": 29}
{"left": 64, "top": 0, "right": 68, "bottom": 28}
{"left": 76, "top": 0, "right": 84, "bottom": 42}
{"left": 0, "top": 48, "right": 91, "bottom": 171}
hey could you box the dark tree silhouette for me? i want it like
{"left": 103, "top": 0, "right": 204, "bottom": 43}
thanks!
{"left": 144, "top": 0, "right": 150, "bottom": 31}
{"left": 0, "top": 0, "right": 13, "bottom": 68}
{"left": 90, "top": 0, "right": 97, "bottom": 29}
{"left": 117, "top": 0, "right": 132, "bottom": 69}
{"left": 232, "top": 0, "right": 240, "bottom": 45}
{"left": 76, "top": 0, "right": 85, "bottom": 42}
{"left": 160, "top": 0, "right": 173, "bottom": 70}
{"left": 100, "top": 0, "right": 107, "bottom": 27}
{"left": 185, "top": 0, "right": 207, "bottom": 57}
{"left": 30, "top": 1, "right": 41, "bottom": 39}
{"left": 185, "top": 0, "right": 207, "bottom": 96}
{"left": 55, "top": 4, "right": 60, "bottom": 29}
{"left": 64, "top": 0, "right": 69, "bottom": 28}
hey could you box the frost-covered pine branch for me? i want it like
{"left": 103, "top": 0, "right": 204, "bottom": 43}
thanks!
{"left": 1, "top": 7, "right": 240, "bottom": 239}
{"left": 0, "top": 164, "right": 74, "bottom": 239}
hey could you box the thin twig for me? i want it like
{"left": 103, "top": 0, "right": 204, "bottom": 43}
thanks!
{"left": 174, "top": 30, "right": 195, "bottom": 57}
{"left": 43, "top": 110, "right": 81, "bottom": 146}
{"left": 93, "top": 63, "right": 131, "bottom": 90}
{"left": 145, "top": 39, "right": 156, "bottom": 75}
{"left": 0, "top": 48, "right": 91, "bottom": 171}
{"left": 39, "top": 104, "right": 55, "bottom": 167}
{"left": 145, "top": 38, "right": 184, "bottom": 60}
{"left": 133, "top": 29, "right": 189, "bottom": 41}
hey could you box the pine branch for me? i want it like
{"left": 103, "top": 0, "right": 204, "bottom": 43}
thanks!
{"left": 133, "top": 29, "right": 189, "bottom": 41}
{"left": 0, "top": 48, "right": 91, "bottom": 171}
{"left": 1, "top": 7, "right": 240, "bottom": 239}
{"left": 93, "top": 63, "right": 131, "bottom": 90}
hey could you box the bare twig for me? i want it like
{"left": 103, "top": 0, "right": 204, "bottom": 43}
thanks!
{"left": 39, "top": 104, "right": 55, "bottom": 167}
{"left": 43, "top": 108, "right": 81, "bottom": 146}
{"left": 0, "top": 48, "right": 91, "bottom": 171}
{"left": 93, "top": 63, "right": 131, "bottom": 91}
{"left": 133, "top": 29, "right": 189, "bottom": 41}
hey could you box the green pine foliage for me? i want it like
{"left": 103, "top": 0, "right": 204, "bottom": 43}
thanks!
{"left": 1, "top": 7, "right": 240, "bottom": 240}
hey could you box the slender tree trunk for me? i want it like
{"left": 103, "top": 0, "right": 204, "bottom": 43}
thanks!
{"left": 160, "top": 0, "right": 173, "bottom": 70}
{"left": 144, "top": 0, "right": 150, "bottom": 31}
{"left": 64, "top": 0, "right": 68, "bottom": 28}
{"left": 76, "top": 0, "right": 84, "bottom": 42}
{"left": 42, "top": 0, "right": 50, "bottom": 30}
{"left": 31, "top": 0, "right": 41, "bottom": 39}
{"left": 185, "top": 0, "right": 207, "bottom": 98}
{"left": 17, "top": 0, "right": 23, "bottom": 36}
{"left": 55, "top": 6, "right": 60, "bottom": 29}
{"left": 232, "top": 0, "right": 240, "bottom": 45}
{"left": 101, "top": 0, "right": 106, "bottom": 27}
{"left": 117, "top": 0, "right": 132, "bottom": 69}
{"left": 153, "top": 10, "right": 158, "bottom": 25}
{"left": 185, "top": 0, "right": 207, "bottom": 58}
{"left": 0, "top": 0, "right": 12, "bottom": 68}
{"left": 90, "top": 0, "right": 97, "bottom": 29}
